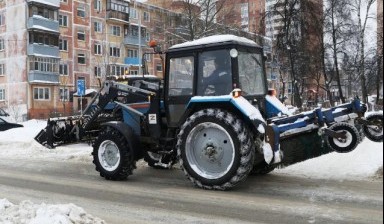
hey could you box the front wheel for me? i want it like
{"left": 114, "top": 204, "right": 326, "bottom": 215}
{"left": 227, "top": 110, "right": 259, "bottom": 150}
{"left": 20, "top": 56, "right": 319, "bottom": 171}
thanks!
{"left": 177, "top": 109, "right": 255, "bottom": 190}
{"left": 92, "top": 127, "right": 136, "bottom": 180}
{"left": 325, "top": 123, "right": 360, "bottom": 153}
{"left": 363, "top": 113, "right": 383, "bottom": 142}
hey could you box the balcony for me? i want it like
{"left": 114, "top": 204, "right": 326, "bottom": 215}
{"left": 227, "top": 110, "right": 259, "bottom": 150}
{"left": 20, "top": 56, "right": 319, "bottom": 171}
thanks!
{"left": 27, "top": 0, "right": 60, "bottom": 8}
{"left": 124, "top": 35, "right": 148, "bottom": 47}
{"left": 28, "top": 43, "right": 59, "bottom": 58}
{"left": 28, "top": 16, "right": 59, "bottom": 33}
{"left": 125, "top": 57, "right": 141, "bottom": 65}
{"left": 107, "top": 10, "right": 129, "bottom": 23}
{"left": 29, "top": 71, "right": 59, "bottom": 84}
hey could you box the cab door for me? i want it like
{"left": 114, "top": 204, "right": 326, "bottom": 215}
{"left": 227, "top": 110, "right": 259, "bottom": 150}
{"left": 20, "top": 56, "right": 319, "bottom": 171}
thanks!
{"left": 165, "top": 54, "right": 195, "bottom": 127}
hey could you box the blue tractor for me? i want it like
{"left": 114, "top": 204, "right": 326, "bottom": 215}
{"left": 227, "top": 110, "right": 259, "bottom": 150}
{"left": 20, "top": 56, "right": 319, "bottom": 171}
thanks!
{"left": 35, "top": 35, "right": 383, "bottom": 190}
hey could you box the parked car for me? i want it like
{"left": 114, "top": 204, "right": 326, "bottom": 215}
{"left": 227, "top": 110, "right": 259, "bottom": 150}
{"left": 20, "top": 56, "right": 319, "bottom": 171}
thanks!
{"left": 0, "top": 108, "right": 9, "bottom": 117}
{"left": 0, "top": 108, "right": 16, "bottom": 122}
{"left": 0, "top": 117, "right": 23, "bottom": 131}
{"left": 0, "top": 108, "right": 23, "bottom": 131}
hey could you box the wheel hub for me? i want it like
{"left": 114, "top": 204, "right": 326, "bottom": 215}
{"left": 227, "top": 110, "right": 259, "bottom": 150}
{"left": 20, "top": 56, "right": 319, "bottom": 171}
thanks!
{"left": 203, "top": 143, "right": 223, "bottom": 162}
{"left": 104, "top": 146, "right": 119, "bottom": 166}
{"left": 98, "top": 140, "right": 121, "bottom": 172}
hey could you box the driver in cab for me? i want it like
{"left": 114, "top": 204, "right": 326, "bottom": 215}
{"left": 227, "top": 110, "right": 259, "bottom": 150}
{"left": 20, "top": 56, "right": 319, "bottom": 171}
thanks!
{"left": 201, "top": 57, "right": 232, "bottom": 96}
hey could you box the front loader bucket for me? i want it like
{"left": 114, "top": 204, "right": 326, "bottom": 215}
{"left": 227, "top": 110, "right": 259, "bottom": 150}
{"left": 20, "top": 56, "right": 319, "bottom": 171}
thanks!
{"left": 34, "top": 118, "right": 78, "bottom": 148}
{"left": 34, "top": 128, "right": 47, "bottom": 146}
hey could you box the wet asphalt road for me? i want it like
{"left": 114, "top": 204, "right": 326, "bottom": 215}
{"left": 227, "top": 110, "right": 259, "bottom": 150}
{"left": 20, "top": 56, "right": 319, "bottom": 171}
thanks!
{"left": 0, "top": 159, "right": 382, "bottom": 224}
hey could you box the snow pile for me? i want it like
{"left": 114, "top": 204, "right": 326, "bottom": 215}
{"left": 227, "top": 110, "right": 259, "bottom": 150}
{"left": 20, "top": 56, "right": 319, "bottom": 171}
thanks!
{"left": 276, "top": 139, "right": 383, "bottom": 180}
{"left": 0, "top": 120, "right": 93, "bottom": 162}
{"left": 0, "top": 199, "right": 105, "bottom": 224}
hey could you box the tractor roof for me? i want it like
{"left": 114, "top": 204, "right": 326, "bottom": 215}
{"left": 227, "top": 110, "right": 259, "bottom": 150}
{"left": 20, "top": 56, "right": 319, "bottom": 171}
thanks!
{"left": 168, "top": 35, "right": 261, "bottom": 52}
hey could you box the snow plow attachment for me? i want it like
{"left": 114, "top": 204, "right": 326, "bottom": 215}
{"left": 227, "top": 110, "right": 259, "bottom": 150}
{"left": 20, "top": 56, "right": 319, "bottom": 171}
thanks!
{"left": 264, "top": 98, "right": 382, "bottom": 167}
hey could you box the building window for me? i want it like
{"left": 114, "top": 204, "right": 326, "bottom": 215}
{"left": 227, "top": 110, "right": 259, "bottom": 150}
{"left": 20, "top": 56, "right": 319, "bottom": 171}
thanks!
{"left": 78, "top": 54, "right": 86, "bottom": 64}
{"left": 0, "top": 64, "right": 5, "bottom": 76}
{"left": 130, "top": 70, "right": 138, "bottom": 75}
{"left": 94, "top": 0, "right": 102, "bottom": 12}
{"left": 156, "top": 64, "right": 162, "bottom": 72}
{"left": 77, "top": 7, "right": 86, "bottom": 18}
{"left": 144, "top": 54, "right": 151, "bottom": 62}
{"left": 143, "top": 11, "right": 150, "bottom": 22}
{"left": 77, "top": 30, "right": 85, "bottom": 41}
{"left": 0, "top": 14, "right": 4, "bottom": 26}
{"left": 130, "top": 25, "right": 139, "bottom": 37}
{"left": 94, "top": 21, "right": 102, "bottom": 33}
{"left": 59, "top": 88, "right": 69, "bottom": 101}
{"left": 111, "top": 25, "right": 121, "bottom": 36}
{"left": 0, "top": 38, "right": 4, "bottom": 51}
{"left": 94, "top": 66, "right": 102, "bottom": 77}
{"left": 130, "top": 8, "right": 137, "bottom": 19}
{"left": 109, "top": 46, "right": 120, "bottom": 57}
{"left": 32, "top": 7, "right": 56, "bottom": 20}
{"left": 146, "top": 33, "right": 150, "bottom": 42}
{"left": 0, "top": 89, "right": 5, "bottom": 101}
{"left": 94, "top": 43, "right": 102, "bottom": 55}
{"left": 59, "top": 15, "right": 68, "bottom": 27}
{"left": 29, "top": 57, "right": 59, "bottom": 73}
{"left": 60, "top": 0, "right": 68, "bottom": 3}
{"left": 109, "top": 65, "right": 126, "bottom": 76}
{"left": 128, "top": 49, "right": 138, "bottom": 58}
{"left": 59, "top": 63, "right": 68, "bottom": 76}
{"left": 29, "top": 32, "right": 58, "bottom": 46}
{"left": 33, "top": 87, "right": 50, "bottom": 100}
{"left": 59, "top": 39, "right": 68, "bottom": 51}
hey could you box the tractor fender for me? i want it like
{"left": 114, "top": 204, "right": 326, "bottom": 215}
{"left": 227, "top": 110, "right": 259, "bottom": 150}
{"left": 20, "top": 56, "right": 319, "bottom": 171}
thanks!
{"left": 185, "top": 96, "right": 266, "bottom": 135}
{"left": 100, "top": 121, "right": 143, "bottom": 160}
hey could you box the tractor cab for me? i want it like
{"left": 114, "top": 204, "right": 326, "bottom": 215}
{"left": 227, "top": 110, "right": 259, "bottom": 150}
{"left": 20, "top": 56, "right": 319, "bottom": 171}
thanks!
{"left": 163, "top": 35, "right": 268, "bottom": 127}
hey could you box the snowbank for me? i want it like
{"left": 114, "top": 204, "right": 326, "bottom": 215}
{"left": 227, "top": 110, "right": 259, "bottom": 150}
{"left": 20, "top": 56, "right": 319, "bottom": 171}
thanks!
{"left": 0, "top": 120, "right": 93, "bottom": 162}
{"left": 275, "top": 138, "right": 383, "bottom": 181}
{"left": 0, "top": 199, "right": 105, "bottom": 224}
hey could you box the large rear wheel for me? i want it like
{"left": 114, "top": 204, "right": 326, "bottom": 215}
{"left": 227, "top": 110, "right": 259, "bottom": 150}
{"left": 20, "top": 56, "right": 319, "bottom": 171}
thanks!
{"left": 92, "top": 127, "right": 136, "bottom": 180}
{"left": 177, "top": 109, "right": 255, "bottom": 190}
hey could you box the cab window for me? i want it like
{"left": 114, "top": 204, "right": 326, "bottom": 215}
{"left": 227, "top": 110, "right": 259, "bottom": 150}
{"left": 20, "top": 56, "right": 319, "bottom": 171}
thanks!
{"left": 238, "top": 52, "right": 266, "bottom": 96}
{"left": 168, "top": 56, "right": 194, "bottom": 96}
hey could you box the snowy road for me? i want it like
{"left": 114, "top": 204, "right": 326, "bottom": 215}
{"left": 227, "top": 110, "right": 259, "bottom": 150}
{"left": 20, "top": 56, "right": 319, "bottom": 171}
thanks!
{"left": 0, "top": 158, "right": 382, "bottom": 224}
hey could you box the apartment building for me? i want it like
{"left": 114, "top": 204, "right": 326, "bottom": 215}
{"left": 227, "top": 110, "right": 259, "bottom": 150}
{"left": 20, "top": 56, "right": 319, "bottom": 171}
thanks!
{"left": 216, "top": 0, "right": 265, "bottom": 34}
{"left": 0, "top": 0, "right": 60, "bottom": 119}
{"left": 1, "top": 0, "right": 172, "bottom": 119}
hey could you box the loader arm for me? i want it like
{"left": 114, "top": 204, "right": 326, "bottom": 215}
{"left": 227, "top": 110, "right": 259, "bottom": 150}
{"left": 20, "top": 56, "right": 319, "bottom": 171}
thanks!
{"left": 35, "top": 80, "right": 157, "bottom": 148}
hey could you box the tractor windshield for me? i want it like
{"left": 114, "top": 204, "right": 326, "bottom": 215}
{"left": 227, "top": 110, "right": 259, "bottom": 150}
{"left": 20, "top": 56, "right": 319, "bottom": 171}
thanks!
{"left": 238, "top": 51, "right": 266, "bottom": 96}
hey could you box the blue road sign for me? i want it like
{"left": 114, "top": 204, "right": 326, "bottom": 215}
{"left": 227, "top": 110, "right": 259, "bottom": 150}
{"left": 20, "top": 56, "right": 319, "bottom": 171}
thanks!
{"left": 77, "top": 80, "right": 85, "bottom": 96}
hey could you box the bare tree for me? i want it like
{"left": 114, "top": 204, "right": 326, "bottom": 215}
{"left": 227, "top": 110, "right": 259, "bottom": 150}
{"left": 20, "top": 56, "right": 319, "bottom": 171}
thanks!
{"left": 163, "top": 0, "right": 235, "bottom": 42}
{"left": 351, "top": 0, "right": 376, "bottom": 103}
{"left": 323, "top": 0, "right": 356, "bottom": 103}
{"left": 273, "top": 0, "right": 305, "bottom": 108}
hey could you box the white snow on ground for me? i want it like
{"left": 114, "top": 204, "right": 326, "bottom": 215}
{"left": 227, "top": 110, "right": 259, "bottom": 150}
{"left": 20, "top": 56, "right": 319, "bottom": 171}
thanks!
{"left": 0, "top": 119, "right": 382, "bottom": 222}
{"left": 0, "top": 199, "right": 105, "bottom": 224}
